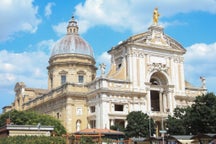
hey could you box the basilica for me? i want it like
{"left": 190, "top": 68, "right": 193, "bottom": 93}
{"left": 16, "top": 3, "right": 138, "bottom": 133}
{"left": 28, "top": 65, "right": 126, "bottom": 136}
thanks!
{"left": 3, "top": 12, "right": 207, "bottom": 135}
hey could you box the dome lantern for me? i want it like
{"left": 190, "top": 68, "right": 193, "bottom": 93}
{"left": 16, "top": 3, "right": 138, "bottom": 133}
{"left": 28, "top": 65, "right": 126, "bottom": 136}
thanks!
{"left": 51, "top": 16, "right": 94, "bottom": 58}
{"left": 67, "top": 16, "right": 79, "bottom": 35}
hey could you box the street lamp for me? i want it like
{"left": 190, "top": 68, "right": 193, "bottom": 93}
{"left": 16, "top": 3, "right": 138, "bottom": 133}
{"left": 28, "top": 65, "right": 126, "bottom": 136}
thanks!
{"left": 148, "top": 112, "right": 151, "bottom": 137}
{"left": 159, "top": 117, "right": 167, "bottom": 144}
{"left": 149, "top": 117, "right": 151, "bottom": 137}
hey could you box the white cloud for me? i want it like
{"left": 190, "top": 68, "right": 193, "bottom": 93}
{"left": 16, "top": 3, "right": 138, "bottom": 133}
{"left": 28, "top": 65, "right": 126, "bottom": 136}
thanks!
{"left": 185, "top": 42, "right": 216, "bottom": 93}
{"left": 45, "top": 2, "right": 55, "bottom": 18}
{"left": 97, "top": 52, "right": 111, "bottom": 66}
{"left": 3, "top": 63, "right": 15, "bottom": 72}
{"left": 185, "top": 43, "right": 216, "bottom": 62}
{"left": 36, "top": 39, "right": 56, "bottom": 54}
{"left": 52, "top": 22, "right": 68, "bottom": 36}
{"left": 0, "top": 44, "right": 51, "bottom": 92}
{"left": 0, "top": 0, "right": 41, "bottom": 41}
{"left": 0, "top": 49, "right": 49, "bottom": 110}
{"left": 0, "top": 38, "right": 55, "bottom": 109}
{"left": 73, "top": 0, "right": 216, "bottom": 34}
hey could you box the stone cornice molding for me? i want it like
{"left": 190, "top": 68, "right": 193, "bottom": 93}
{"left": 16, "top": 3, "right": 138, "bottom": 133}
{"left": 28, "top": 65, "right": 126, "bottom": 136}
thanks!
{"left": 175, "top": 95, "right": 195, "bottom": 101}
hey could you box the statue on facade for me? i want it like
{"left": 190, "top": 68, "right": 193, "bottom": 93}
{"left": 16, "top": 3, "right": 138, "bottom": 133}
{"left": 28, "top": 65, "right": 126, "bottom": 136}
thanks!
{"left": 153, "top": 8, "right": 160, "bottom": 25}
{"left": 99, "top": 63, "right": 106, "bottom": 77}
{"left": 76, "top": 120, "right": 80, "bottom": 131}
{"left": 200, "top": 76, "right": 206, "bottom": 88}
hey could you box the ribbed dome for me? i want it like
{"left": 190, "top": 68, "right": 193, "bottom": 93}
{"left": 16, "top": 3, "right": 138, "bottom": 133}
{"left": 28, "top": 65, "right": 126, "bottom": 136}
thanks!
{"left": 51, "top": 16, "right": 94, "bottom": 58}
{"left": 51, "top": 35, "right": 94, "bottom": 57}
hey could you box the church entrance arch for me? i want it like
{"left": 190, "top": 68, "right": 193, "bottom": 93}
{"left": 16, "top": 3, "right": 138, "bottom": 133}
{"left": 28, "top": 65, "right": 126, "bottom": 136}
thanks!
{"left": 149, "top": 72, "right": 169, "bottom": 136}
{"left": 149, "top": 72, "right": 168, "bottom": 112}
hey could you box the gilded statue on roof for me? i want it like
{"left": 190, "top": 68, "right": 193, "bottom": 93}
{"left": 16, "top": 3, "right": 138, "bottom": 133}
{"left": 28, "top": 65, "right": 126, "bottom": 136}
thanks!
{"left": 153, "top": 8, "right": 160, "bottom": 25}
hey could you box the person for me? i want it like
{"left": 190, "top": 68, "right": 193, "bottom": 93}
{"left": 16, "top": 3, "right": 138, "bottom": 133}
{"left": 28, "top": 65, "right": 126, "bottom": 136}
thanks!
{"left": 153, "top": 8, "right": 160, "bottom": 25}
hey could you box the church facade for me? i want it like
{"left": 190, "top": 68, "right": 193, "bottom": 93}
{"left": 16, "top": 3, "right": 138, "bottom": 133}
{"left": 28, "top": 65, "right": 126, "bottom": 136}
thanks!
{"left": 3, "top": 14, "right": 206, "bottom": 134}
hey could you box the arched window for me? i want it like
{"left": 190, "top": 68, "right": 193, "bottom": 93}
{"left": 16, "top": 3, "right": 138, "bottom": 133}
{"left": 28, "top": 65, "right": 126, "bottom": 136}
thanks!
{"left": 150, "top": 78, "right": 160, "bottom": 85}
{"left": 149, "top": 72, "right": 168, "bottom": 85}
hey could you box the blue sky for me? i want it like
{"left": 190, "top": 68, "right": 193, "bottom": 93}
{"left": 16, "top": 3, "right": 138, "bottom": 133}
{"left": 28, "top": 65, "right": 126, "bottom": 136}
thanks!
{"left": 0, "top": 0, "right": 216, "bottom": 112}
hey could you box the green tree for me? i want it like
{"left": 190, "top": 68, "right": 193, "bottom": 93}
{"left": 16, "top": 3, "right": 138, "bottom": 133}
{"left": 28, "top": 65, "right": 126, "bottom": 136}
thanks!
{"left": 166, "top": 93, "right": 216, "bottom": 135}
{"left": 166, "top": 114, "right": 186, "bottom": 135}
{"left": 110, "top": 123, "right": 125, "bottom": 132}
{"left": 187, "top": 92, "right": 216, "bottom": 134}
{"left": 0, "top": 110, "right": 66, "bottom": 135}
{"left": 166, "top": 107, "right": 189, "bottom": 135}
{"left": 125, "top": 111, "right": 154, "bottom": 138}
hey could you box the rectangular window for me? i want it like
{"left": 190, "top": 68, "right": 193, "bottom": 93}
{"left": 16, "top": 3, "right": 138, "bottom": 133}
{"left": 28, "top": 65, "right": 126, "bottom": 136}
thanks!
{"left": 61, "top": 75, "right": 66, "bottom": 85}
{"left": 78, "top": 75, "right": 84, "bottom": 83}
{"left": 114, "top": 104, "right": 124, "bottom": 111}
{"left": 50, "top": 77, "right": 53, "bottom": 88}
{"left": 76, "top": 107, "right": 82, "bottom": 115}
{"left": 90, "top": 120, "right": 96, "bottom": 128}
{"left": 90, "top": 106, "right": 95, "bottom": 113}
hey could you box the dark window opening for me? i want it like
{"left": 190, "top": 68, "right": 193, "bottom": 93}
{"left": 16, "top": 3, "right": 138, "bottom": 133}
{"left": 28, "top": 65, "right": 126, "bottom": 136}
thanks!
{"left": 92, "top": 74, "right": 95, "bottom": 81}
{"left": 90, "top": 120, "right": 96, "bottom": 128}
{"left": 115, "top": 119, "right": 125, "bottom": 128}
{"left": 150, "top": 78, "right": 159, "bottom": 85}
{"left": 50, "top": 76, "right": 53, "bottom": 88}
{"left": 151, "top": 90, "right": 160, "bottom": 111}
{"left": 118, "top": 63, "right": 122, "bottom": 69}
{"left": 90, "top": 106, "right": 95, "bottom": 113}
{"left": 57, "top": 112, "right": 60, "bottom": 119}
{"left": 114, "top": 104, "right": 124, "bottom": 111}
{"left": 78, "top": 75, "right": 84, "bottom": 83}
{"left": 61, "top": 75, "right": 66, "bottom": 85}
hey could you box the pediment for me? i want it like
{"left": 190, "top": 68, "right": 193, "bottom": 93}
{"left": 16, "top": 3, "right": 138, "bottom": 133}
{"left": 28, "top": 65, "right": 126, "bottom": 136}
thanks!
{"left": 128, "top": 25, "right": 186, "bottom": 53}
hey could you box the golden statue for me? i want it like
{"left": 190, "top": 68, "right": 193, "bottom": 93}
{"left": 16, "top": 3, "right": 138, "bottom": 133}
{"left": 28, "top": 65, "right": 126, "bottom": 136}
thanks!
{"left": 153, "top": 8, "right": 160, "bottom": 25}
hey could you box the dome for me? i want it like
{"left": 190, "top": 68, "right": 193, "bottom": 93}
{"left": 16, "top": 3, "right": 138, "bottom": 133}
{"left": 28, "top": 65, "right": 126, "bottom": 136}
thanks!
{"left": 51, "top": 34, "right": 94, "bottom": 57}
{"left": 51, "top": 16, "right": 94, "bottom": 58}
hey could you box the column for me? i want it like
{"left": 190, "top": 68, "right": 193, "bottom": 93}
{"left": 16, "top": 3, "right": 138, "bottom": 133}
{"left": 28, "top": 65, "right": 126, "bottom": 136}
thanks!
{"left": 168, "top": 92, "right": 173, "bottom": 114}
{"left": 159, "top": 91, "right": 163, "bottom": 112}
{"left": 163, "top": 92, "right": 167, "bottom": 112}
{"left": 110, "top": 119, "right": 114, "bottom": 126}
{"left": 147, "top": 90, "right": 151, "bottom": 112}
{"left": 125, "top": 120, "right": 128, "bottom": 128}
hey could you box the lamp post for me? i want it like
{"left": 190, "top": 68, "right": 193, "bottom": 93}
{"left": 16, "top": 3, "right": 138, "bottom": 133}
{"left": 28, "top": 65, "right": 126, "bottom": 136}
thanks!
{"left": 148, "top": 111, "right": 151, "bottom": 137}
{"left": 159, "top": 117, "right": 167, "bottom": 144}
{"left": 149, "top": 117, "right": 151, "bottom": 137}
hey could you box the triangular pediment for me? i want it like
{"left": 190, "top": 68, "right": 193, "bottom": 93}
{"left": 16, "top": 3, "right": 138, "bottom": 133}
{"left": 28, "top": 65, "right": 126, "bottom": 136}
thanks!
{"left": 128, "top": 25, "right": 186, "bottom": 53}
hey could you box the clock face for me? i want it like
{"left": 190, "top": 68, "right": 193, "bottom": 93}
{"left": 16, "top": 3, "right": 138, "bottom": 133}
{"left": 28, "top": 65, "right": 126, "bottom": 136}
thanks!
{"left": 76, "top": 107, "right": 82, "bottom": 115}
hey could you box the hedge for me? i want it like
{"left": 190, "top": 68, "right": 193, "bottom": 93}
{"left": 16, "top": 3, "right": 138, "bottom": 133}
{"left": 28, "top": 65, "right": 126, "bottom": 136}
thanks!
{"left": 0, "top": 136, "right": 66, "bottom": 144}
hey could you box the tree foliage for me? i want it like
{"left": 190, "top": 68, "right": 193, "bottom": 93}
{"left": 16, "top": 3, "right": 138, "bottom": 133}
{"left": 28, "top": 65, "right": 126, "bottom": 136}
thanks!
{"left": 166, "top": 114, "right": 186, "bottom": 135}
{"left": 125, "top": 111, "right": 154, "bottom": 138}
{"left": 80, "top": 136, "right": 95, "bottom": 144}
{"left": 110, "top": 124, "right": 125, "bottom": 132}
{"left": 0, "top": 110, "right": 66, "bottom": 136}
{"left": 166, "top": 93, "right": 216, "bottom": 135}
{"left": 187, "top": 92, "right": 216, "bottom": 134}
